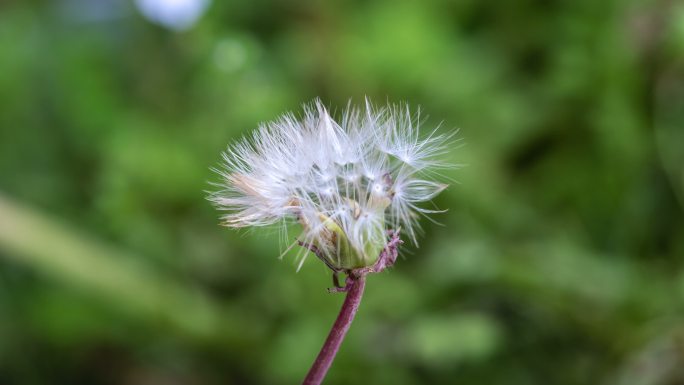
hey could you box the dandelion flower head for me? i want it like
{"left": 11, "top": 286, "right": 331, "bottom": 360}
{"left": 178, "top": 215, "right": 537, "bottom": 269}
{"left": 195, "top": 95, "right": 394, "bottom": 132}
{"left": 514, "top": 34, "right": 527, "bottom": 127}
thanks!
{"left": 210, "top": 99, "right": 454, "bottom": 270}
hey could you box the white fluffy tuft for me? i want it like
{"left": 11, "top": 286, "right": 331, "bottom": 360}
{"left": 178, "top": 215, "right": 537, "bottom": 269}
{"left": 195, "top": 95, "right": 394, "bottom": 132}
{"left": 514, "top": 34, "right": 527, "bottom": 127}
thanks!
{"left": 209, "top": 98, "right": 455, "bottom": 267}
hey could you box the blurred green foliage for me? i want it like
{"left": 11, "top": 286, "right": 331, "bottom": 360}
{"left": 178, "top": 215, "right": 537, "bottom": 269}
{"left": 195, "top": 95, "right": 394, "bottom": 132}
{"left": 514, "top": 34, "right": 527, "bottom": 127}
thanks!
{"left": 1, "top": 0, "right": 684, "bottom": 384}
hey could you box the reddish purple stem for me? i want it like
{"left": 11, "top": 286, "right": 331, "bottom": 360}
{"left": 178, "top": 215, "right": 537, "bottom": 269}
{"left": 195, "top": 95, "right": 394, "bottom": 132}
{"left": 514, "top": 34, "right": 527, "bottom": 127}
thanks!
{"left": 302, "top": 275, "right": 366, "bottom": 385}
{"left": 300, "top": 229, "right": 401, "bottom": 384}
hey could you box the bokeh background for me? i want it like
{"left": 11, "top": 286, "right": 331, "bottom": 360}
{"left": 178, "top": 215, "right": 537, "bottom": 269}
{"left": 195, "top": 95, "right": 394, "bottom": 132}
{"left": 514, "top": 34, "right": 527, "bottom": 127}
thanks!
{"left": 1, "top": 0, "right": 684, "bottom": 384}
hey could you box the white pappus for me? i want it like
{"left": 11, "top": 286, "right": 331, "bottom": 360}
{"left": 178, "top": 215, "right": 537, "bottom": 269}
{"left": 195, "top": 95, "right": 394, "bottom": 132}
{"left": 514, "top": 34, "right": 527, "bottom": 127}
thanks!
{"left": 209, "top": 99, "right": 456, "bottom": 271}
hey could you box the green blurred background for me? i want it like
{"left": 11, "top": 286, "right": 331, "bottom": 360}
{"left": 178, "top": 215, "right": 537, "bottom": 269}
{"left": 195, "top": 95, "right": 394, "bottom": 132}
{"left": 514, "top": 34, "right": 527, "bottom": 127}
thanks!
{"left": 1, "top": 0, "right": 684, "bottom": 384}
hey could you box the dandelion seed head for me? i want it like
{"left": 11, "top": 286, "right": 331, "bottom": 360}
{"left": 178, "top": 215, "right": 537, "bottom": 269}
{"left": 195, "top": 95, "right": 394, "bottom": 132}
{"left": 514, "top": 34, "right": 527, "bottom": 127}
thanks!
{"left": 209, "top": 98, "right": 455, "bottom": 269}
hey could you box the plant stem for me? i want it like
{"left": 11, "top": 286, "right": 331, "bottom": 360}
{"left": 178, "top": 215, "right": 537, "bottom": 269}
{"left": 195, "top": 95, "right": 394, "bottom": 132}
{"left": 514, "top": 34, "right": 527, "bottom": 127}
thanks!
{"left": 302, "top": 275, "right": 366, "bottom": 385}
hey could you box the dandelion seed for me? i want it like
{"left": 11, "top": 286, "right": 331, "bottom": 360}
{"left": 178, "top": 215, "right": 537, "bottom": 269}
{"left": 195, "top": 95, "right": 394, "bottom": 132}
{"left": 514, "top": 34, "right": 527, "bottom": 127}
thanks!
{"left": 209, "top": 98, "right": 455, "bottom": 270}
